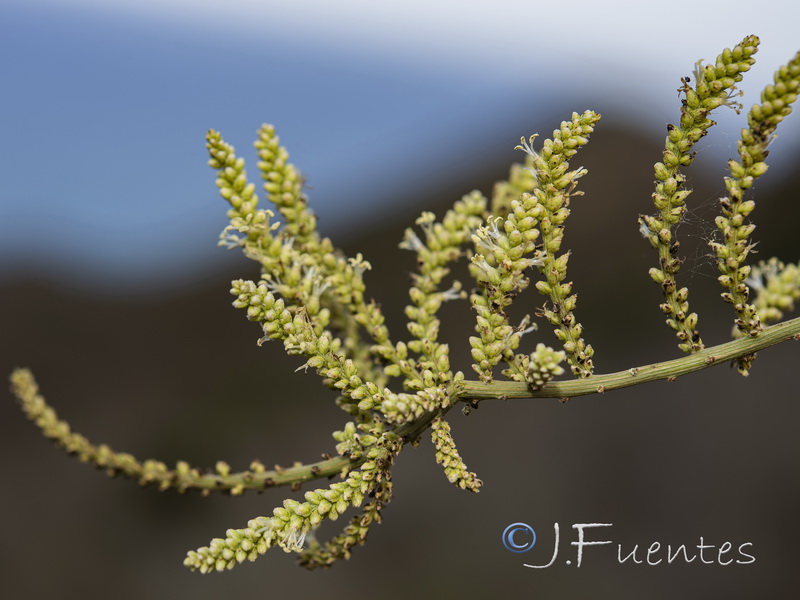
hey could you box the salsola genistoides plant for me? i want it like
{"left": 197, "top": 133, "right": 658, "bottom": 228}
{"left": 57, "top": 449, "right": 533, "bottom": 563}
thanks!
{"left": 9, "top": 34, "right": 800, "bottom": 574}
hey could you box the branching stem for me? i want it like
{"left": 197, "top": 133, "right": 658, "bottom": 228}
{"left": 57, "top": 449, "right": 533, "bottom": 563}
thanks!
{"left": 12, "top": 315, "right": 798, "bottom": 494}
{"left": 327, "top": 313, "right": 800, "bottom": 482}
{"left": 459, "top": 314, "right": 800, "bottom": 402}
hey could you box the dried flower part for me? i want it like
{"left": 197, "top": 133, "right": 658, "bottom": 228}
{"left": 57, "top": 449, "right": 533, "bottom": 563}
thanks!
{"left": 430, "top": 416, "right": 482, "bottom": 492}
{"left": 710, "top": 49, "right": 800, "bottom": 374}
{"left": 643, "top": 35, "right": 760, "bottom": 354}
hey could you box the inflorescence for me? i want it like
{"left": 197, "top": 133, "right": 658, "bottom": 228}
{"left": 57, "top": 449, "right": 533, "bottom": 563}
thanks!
{"left": 9, "top": 35, "right": 800, "bottom": 573}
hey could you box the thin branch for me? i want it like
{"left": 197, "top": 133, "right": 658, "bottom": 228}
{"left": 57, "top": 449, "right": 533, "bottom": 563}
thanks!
{"left": 11, "top": 317, "right": 799, "bottom": 494}
{"left": 9, "top": 367, "right": 358, "bottom": 494}
{"left": 459, "top": 314, "right": 800, "bottom": 402}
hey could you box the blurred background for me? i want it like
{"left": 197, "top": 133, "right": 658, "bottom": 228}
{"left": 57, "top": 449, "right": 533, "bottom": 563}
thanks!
{"left": 1, "top": 0, "right": 799, "bottom": 597}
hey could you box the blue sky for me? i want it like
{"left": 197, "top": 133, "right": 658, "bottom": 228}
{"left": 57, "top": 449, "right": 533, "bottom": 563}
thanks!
{"left": 2, "top": 0, "right": 798, "bottom": 291}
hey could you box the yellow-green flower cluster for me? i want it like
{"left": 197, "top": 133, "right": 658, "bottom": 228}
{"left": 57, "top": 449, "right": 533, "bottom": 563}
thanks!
{"left": 10, "top": 368, "right": 178, "bottom": 488}
{"left": 468, "top": 211, "right": 542, "bottom": 381}
{"left": 213, "top": 129, "right": 400, "bottom": 407}
{"left": 231, "top": 278, "right": 328, "bottom": 333}
{"left": 8, "top": 368, "right": 295, "bottom": 495}
{"left": 255, "top": 124, "right": 318, "bottom": 245}
{"left": 490, "top": 152, "right": 538, "bottom": 217}
{"left": 207, "top": 130, "right": 280, "bottom": 260}
{"left": 524, "top": 343, "right": 566, "bottom": 391}
{"left": 430, "top": 416, "right": 482, "bottom": 492}
{"left": 712, "top": 49, "right": 800, "bottom": 375}
{"left": 747, "top": 259, "right": 800, "bottom": 325}
{"left": 184, "top": 435, "right": 398, "bottom": 572}
{"left": 468, "top": 111, "right": 598, "bottom": 382}
{"left": 231, "top": 278, "right": 438, "bottom": 422}
{"left": 219, "top": 126, "right": 484, "bottom": 409}
{"left": 212, "top": 128, "right": 491, "bottom": 568}
{"left": 184, "top": 516, "right": 275, "bottom": 574}
{"left": 516, "top": 110, "right": 601, "bottom": 378}
{"left": 207, "top": 130, "right": 260, "bottom": 222}
{"left": 712, "top": 49, "right": 800, "bottom": 341}
{"left": 298, "top": 475, "right": 393, "bottom": 569}
{"left": 211, "top": 129, "right": 392, "bottom": 388}
{"left": 400, "top": 192, "right": 486, "bottom": 383}
{"left": 15, "top": 40, "right": 800, "bottom": 578}
{"left": 332, "top": 419, "right": 384, "bottom": 458}
{"left": 642, "top": 35, "right": 760, "bottom": 354}
{"left": 468, "top": 157, "right": 552, "bottom": 381}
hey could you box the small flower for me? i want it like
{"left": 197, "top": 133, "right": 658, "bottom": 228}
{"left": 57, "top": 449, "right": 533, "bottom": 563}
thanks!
{"left": 515, "top": 134, "right": 540, "bottom": 161}
{"left": 302, "top": 266, "right": 330, "bottom": 298}
{"left": 471, "top": 254, "right": 501, "bottom": 285}
{"left": 410, "top": 211, "right": 439, "bottom": 244}
{"left": 517, "top": 314, "right": 537, "bottom": 337}
{"left": 744, "top": 270, "right": 764, "bottom": 291}
{"left": 638, "top": 217, "right": 652, "bottom": 240}
{"left": 280, "top": 235, "right": 295, "bottom": 253}
{"left": 526, "top": 343, "right": 566, "bottom": 390}
{"left": 692, "top": 59, "right": 707, "bottom": 87}
{"left": 398, "top": 229, "right": 425, "bottom": 252}
{"left": 348, "top": 254, "right": 372, "bottom": 277}
{"left": 252, "top": 517, "right": 274, "bottom": 537}
{"left": 281, "top": 528, "right": 307, "bottom": 552}
{"left": 714, "top": 87, "right": 745, "bottom": 113}
{"left": 440, "top": 281, "right": 465, "bottom": 302}
{"left": 519, "top": 254, "right": 546, "bottom": 269}
{"left": 415, "top": 211, "right": 436, "bottom": 225}
{"left": 264, "top": 275, "right": 284, "bottom": 293}
{"left": 471, "top": 216, "right": 505, "bottom": 254}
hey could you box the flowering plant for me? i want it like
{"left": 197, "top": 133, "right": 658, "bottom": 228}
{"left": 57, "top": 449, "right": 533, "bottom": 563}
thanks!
{"left": 10, "top": 35, "right": 800, "bottom": 574}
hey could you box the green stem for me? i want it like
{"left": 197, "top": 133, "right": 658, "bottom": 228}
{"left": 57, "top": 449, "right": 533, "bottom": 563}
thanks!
{"left": 12, "top": 316, "right": 799, "bottom": 492}
{"left": 459, "top": 315, "right": 800, "bottom": 402}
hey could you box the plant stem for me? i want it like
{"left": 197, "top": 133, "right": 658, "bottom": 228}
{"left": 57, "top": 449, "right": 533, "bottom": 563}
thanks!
{"left": 459, "top": 314, "right": 800, "bottom": 402}
{"left": 12, "top": 316, "right": 798, "bottom": 493}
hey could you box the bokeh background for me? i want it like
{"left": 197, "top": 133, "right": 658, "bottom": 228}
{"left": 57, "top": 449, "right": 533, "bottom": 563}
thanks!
{"left": 2, "top": 1, "right": 799, "bottom": 597}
